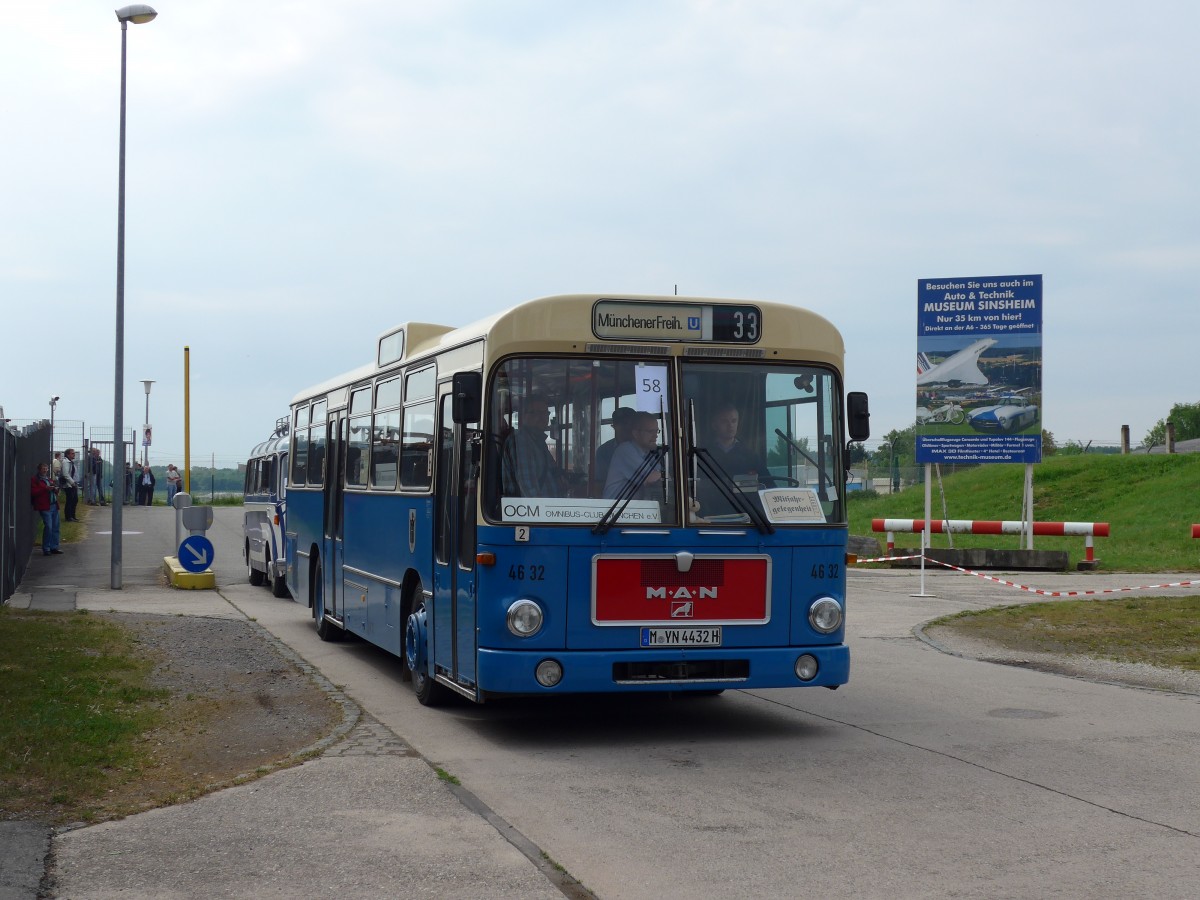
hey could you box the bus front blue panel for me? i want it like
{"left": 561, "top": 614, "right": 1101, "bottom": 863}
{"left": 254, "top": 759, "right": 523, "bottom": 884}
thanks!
{"left": 472, "top": 525, "right": 849, "bottom": 695}
{"left": 477, "top": 644, "right": 849, "bottom": 694}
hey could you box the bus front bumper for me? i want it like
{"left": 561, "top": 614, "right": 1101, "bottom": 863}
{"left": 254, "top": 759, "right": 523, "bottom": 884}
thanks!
{"left": 476, "top": 644, "right": 849, "bottom": 695}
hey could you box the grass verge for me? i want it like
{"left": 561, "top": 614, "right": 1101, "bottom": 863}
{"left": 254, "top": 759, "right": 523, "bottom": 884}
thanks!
{"left": 0, "top": 608, "right": 168, "bottom": 823}
{"left": 849, "top": 453, "right": 1200, "bottom": 571}
{"left": 930, "top": 596, "right": 1200, "bottom": 671}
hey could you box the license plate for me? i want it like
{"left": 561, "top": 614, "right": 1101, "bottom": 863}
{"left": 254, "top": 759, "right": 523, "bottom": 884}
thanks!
{"left": 640, "top": 627, "right": 722, "bottom": 647}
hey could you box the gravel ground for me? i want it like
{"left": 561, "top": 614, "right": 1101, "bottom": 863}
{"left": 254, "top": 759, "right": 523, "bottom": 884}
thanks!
{"left": 67, "top": 612, "right": 345, "bottom": 824}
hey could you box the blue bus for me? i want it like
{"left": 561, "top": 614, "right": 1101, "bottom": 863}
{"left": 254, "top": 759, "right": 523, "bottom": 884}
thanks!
{"left": 285, "top": 294, "right": 870, "bottom": 705}
{"left": 242, "top": 418, "right": 290, "bottom": 598}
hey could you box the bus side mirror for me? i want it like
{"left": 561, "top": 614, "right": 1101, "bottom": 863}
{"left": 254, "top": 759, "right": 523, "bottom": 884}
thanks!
{"left": 847, "top": 392, "right": 870, "bottom": 442}
{"left": 452, "top": 372, "right": 482, "bottom": 424}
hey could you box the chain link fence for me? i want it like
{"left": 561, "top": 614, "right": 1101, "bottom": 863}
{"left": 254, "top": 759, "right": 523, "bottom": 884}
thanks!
{"left": 1, "top": 420, "right": 51, "bottom": 603}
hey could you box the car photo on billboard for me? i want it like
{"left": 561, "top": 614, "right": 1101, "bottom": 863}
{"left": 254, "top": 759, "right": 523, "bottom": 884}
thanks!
{"left": 966, "top": 395, "right": 1039, "bottom": 433}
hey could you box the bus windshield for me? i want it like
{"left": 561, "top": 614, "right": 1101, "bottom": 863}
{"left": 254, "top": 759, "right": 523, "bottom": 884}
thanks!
{"left": 486, "top": 356, "right": 677, "bottom": 525}
{"left": 485, "top": 355, "right": 844, "bottom": 526}
{"left": 682, "top": 361, "right": 844, "bottom": 525}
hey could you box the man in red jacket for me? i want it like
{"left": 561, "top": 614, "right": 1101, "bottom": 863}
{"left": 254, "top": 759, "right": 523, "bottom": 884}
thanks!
{"left": 31, "top": 462, "right": 63, "bottom": 555}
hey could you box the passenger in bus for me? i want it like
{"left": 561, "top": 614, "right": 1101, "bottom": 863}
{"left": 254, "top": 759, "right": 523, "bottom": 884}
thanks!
{"left": 592, "top": 406, "right": 636, "bottom": 496}
{"left": 501, "top": 395, "right": 570, "bottom": 498}
{"left": 602, "top": 411, "right": 664, "bottom": 500}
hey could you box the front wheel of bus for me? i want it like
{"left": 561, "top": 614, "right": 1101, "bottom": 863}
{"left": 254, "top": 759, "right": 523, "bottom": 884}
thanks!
{"left": 405, "top": 588, "right": 448, "bottom": 706}
{"left": 312, "top": 560, "right": 343, "bottom": 643}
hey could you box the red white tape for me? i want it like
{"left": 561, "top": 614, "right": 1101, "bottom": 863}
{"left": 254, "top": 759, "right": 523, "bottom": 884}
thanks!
{"left": 853, "top": 555, "right": 1200, "bottom": 598}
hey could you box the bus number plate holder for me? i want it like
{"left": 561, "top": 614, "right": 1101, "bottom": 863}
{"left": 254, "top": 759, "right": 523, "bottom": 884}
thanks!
{"left": 640, "top": 627, "right": 722, "bottom": 647}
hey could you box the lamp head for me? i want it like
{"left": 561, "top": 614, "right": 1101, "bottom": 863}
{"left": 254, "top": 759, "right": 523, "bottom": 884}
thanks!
{"left": 115, "top": 4, "right": 157, "bottom": 24}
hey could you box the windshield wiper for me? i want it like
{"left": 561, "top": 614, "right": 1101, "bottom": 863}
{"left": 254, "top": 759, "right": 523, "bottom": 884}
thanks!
{"left": 593, "top": 444, "right": 669, "bottom": 535}
{"left": 774, "top": 427, "right": 831, "bottom": 501}
{"left": 690, "top": 446, "right": 774, "bottom": 535}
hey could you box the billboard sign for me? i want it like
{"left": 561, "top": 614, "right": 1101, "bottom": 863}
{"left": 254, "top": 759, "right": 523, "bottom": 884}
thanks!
{"left": 916, "top": 275, "right": 1042, "bottom": 465}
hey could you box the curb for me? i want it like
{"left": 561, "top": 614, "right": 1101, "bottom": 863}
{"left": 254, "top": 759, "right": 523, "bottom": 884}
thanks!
{"left": 161, "top": 556, "right": 216, "bottom": 590}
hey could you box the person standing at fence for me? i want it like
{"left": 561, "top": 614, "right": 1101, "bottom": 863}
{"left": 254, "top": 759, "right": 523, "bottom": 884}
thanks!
{"left": 124, "top": 462, "right": 134, "bottom": 504}
{"left": 61, "top": 448, "right": 80, "bottom": 521}
{"left": 51, "top": 451, "right": 62, "bottom": 482}
{"left": 137, "top": 464, "right": 156, "bottom": 506}
{"left": 165, "top": 464, "right": 181, "bottom": 505}
{"left": 31, "top": 463, "right": 63, "bottom": 555}
{"left": 88, "top": 446, "right": 106, "bottom": 505}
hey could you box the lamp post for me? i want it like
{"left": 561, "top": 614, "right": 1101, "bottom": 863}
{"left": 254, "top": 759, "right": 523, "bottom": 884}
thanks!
{"left": 886, "top": 437, "right": 900, "bottom": 494}
{"left": 111, "top": 4, "right": 158, "bottom": 590}
{"left": 142, "top": 379, "right": 154, "bottom": 466}
{"left": 49, "top": 396, "right": 59, "bottom": 466}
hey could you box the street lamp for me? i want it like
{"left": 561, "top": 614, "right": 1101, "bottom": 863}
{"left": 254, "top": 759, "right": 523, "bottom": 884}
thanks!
{"left": 886, "top": 437, "right": 900, "bottom": 494}
{"left": 49, "top": 397, "right": 59, "bottom": 466}
{"left": 142, "top": 379, "right": 154, "bottom": 466}
{"left": 111, "top": 4, "right": 158, "bottom": 590}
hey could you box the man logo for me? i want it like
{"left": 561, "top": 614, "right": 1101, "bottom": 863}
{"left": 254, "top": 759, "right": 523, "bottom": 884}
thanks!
{"left": 646, "top": 586, "right": 718, "bottom": 600}
{"left": 670, "top": 601, "right": 694, "bottom": 618}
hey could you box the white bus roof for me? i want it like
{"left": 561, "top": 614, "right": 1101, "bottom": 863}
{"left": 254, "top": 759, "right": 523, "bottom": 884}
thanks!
{"left": 290, "top": 293, "right": 846, "bottom": 406}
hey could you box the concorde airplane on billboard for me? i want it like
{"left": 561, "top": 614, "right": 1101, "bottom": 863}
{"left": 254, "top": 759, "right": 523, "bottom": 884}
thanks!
{"left": 916, "top": 337, "right": 997, "bottom": 386}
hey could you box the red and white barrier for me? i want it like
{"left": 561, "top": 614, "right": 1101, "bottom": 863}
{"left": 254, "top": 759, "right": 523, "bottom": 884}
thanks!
{"left": 872, "top": 519, "right": 1110, "bottom": 563}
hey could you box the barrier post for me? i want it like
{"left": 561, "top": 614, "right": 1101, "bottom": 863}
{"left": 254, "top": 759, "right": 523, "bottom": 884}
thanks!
{"left": 1078, "top": 533, "right": 1099, "bottom": 571}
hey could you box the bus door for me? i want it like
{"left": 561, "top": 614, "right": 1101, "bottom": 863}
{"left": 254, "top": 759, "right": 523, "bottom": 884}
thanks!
{"left": 431, "top": 386, "right": 481, "bottom": 694}
{"left": 323, "top": 411, "right": 347, "bottom": 623}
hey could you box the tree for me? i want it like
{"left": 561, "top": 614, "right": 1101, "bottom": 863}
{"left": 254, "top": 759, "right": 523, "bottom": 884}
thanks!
{"left": 872, "top": 426, "right": 915, "bottom": 469}
{"left": 1041, "top": 429, "right": 1056, "bottom": 456}
{"left": 767, "top": 434, "right": 809, "bottom": 469}
{"left": 1144, "top": 401, "right": 1200, "bottom": 447}
{"left": 847, "top": 442, "right": 870, "bottom": 465}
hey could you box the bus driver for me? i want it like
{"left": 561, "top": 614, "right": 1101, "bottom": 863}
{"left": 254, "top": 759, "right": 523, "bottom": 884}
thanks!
{"left": 501, "top": 395, "right": 569, "bottom": 498}
{"left": 695, "top": 401, "right": 771, "bottom": 514}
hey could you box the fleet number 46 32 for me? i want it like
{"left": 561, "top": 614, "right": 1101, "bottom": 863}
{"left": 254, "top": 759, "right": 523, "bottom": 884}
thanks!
{"left": 508, "top": 564, "right": 545, "bottom": 581}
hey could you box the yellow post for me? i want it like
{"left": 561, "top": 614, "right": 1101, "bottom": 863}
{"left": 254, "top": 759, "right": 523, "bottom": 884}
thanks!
{"left": 183, "top": 345, "right": 191, "bottom": 494}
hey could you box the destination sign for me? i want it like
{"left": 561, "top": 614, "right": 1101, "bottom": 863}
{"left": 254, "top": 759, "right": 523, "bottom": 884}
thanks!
{"left": 592, "top": 300, "right": 761, "bottom": 344}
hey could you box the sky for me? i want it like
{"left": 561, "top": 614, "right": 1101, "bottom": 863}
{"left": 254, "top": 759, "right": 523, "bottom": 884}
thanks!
{"left": 3, "top": 1, "right": 1197, "bottom": 467}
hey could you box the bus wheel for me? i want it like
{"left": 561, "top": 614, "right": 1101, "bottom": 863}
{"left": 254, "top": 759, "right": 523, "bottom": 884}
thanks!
{"left": 246, "top": 543, "right": 265, "bottom": 586}
{"left": 312, "top": 560, "right": 343, "bottom": 643}
{"left": 404, "top": 588, "right": 447, "bottom": 706}
{"left": 270, "top": 558, "right": 289, "bottom": 598}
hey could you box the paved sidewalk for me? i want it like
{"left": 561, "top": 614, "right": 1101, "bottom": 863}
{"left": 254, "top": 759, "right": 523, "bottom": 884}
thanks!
{"left": 2, "top": 508, "right": 569, "bottom": 900}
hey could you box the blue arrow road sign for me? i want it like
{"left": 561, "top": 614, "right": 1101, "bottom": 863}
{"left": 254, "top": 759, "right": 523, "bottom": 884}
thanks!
{"left": 178, "top": 534, "right": 215, "bottom": 573}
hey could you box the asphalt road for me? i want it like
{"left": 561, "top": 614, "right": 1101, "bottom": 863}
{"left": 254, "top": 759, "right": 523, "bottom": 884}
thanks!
{"left": 203, "top": 507, "right": 1200, "bottom": 898}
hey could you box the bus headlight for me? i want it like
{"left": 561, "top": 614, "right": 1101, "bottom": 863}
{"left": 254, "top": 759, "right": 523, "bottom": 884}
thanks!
{"left": 506, "top": 598, "right": 544, "bottom": 637}
{"left": 808, "top": 597, "right": 843, "bottom": 634}
{"left": 794, "top": 654, "right": 818, "bottom": 681}
{"left": 535, "top": 659, "right": 563, "bottom": 687}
